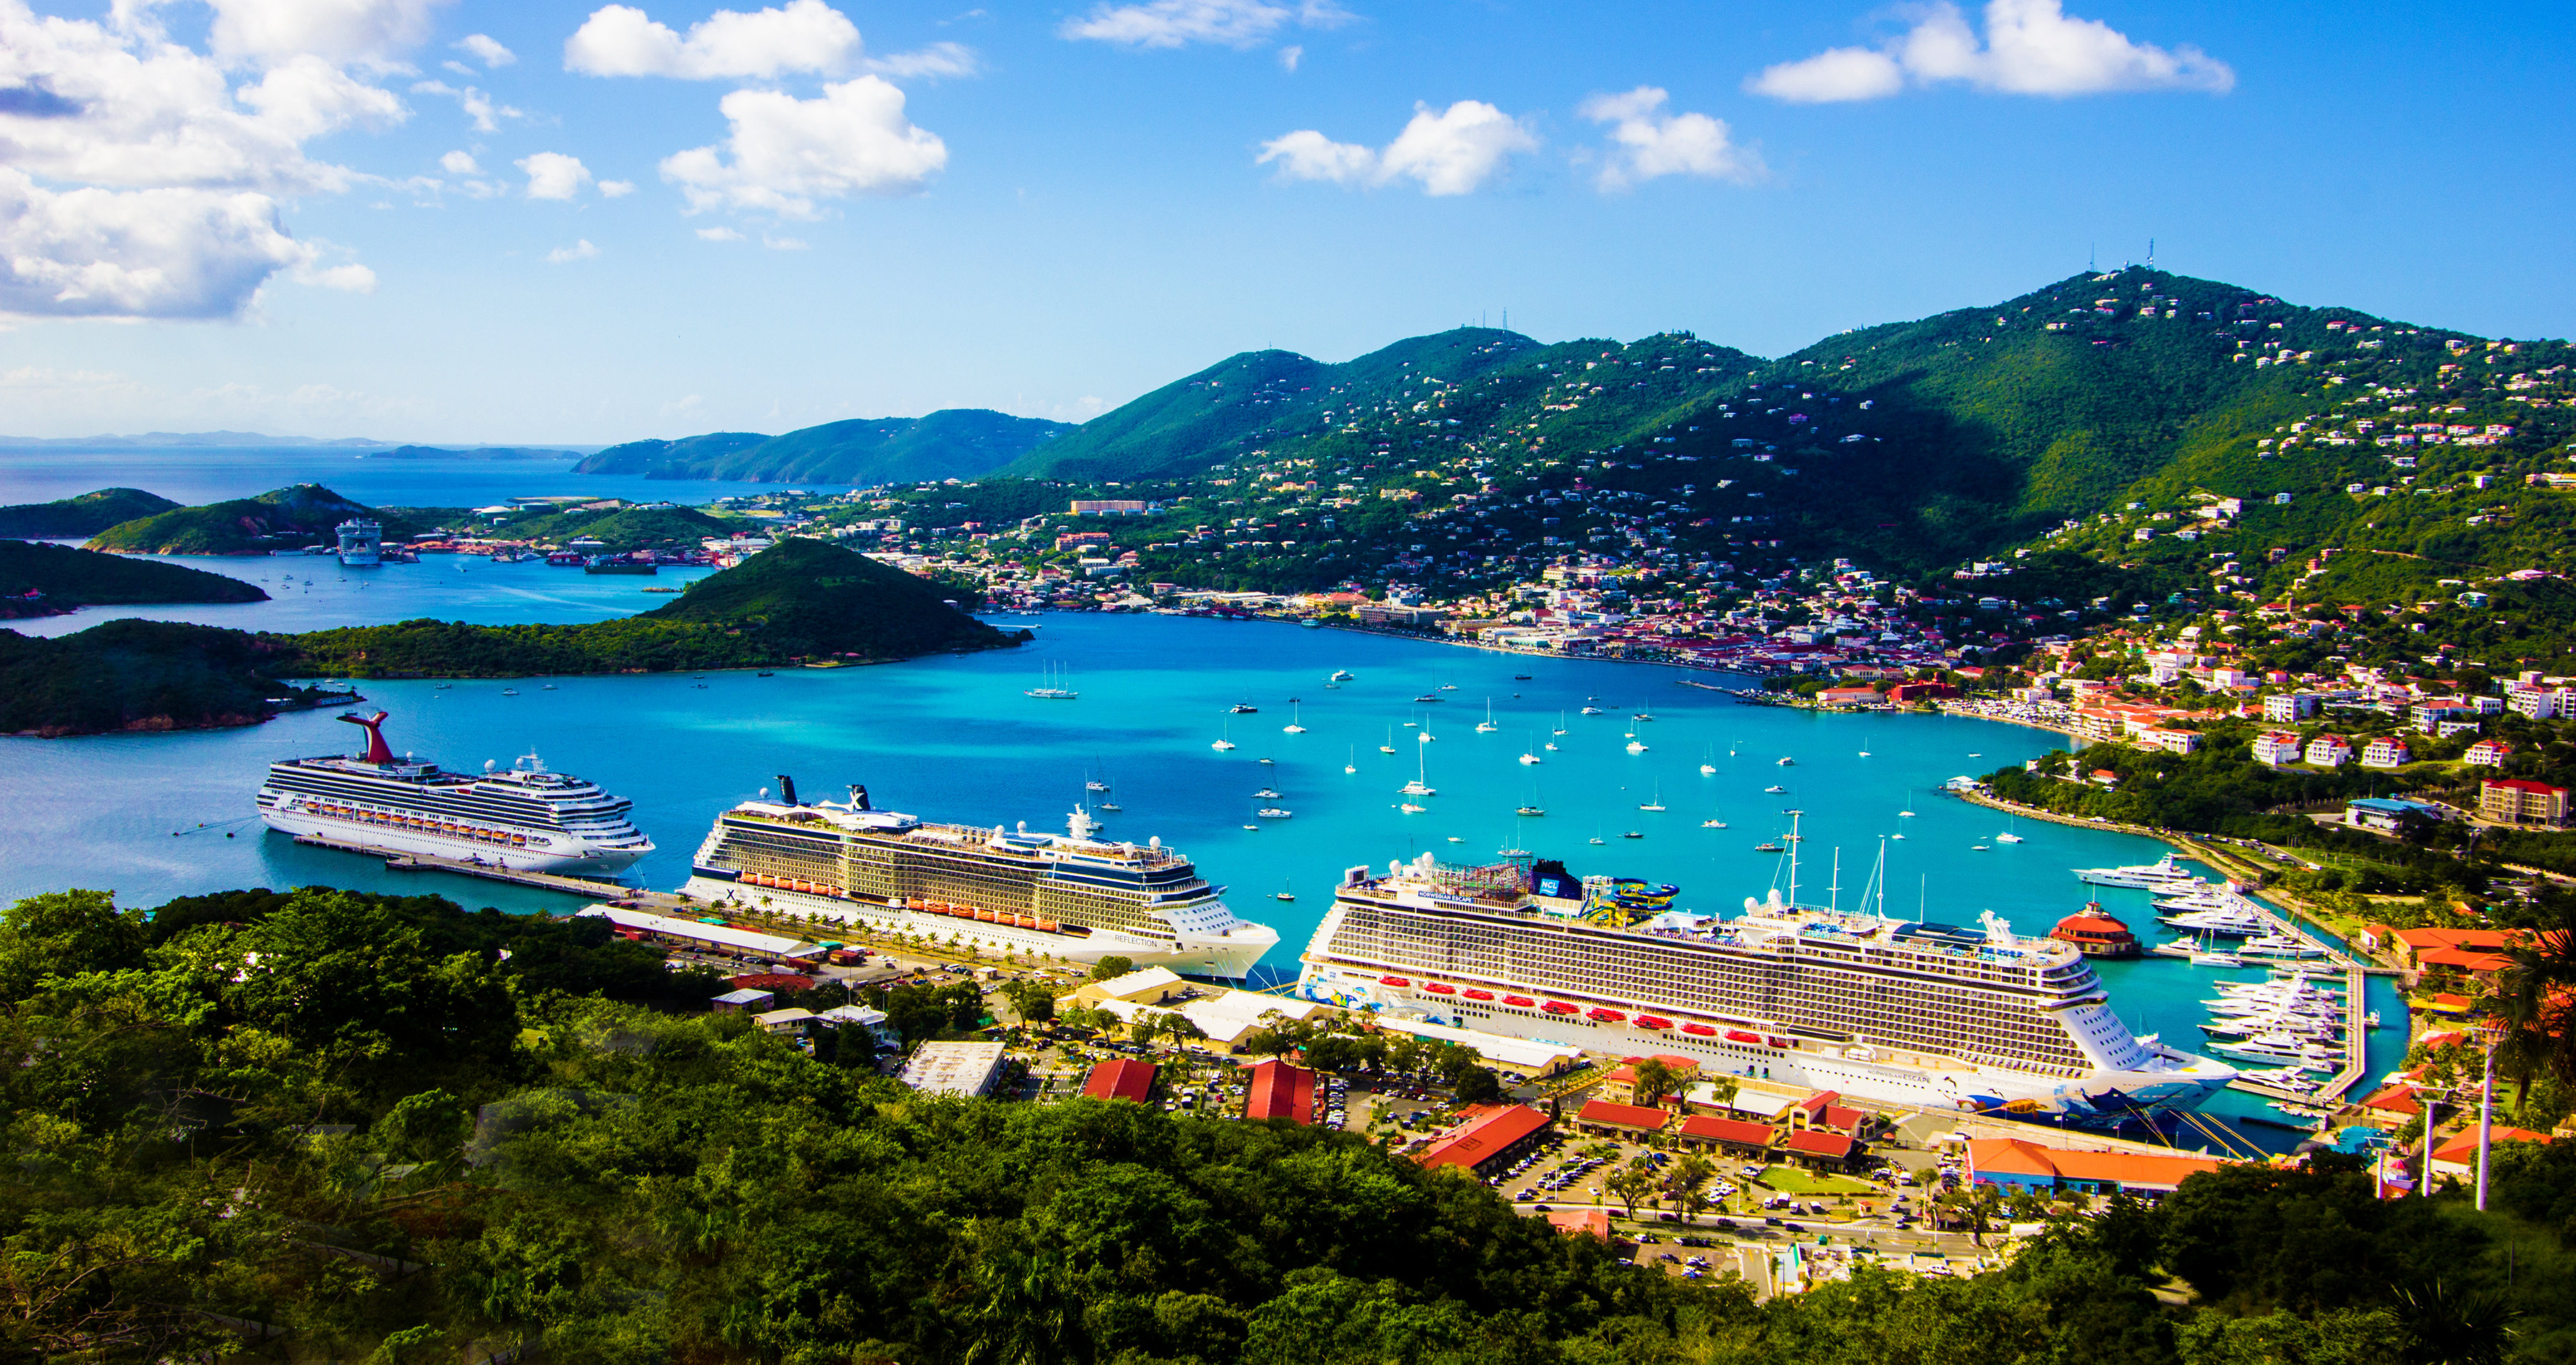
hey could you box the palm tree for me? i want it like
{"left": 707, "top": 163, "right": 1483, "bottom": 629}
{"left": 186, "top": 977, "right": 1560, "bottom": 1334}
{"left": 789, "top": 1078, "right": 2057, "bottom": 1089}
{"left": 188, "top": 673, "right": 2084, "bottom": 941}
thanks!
{"left": 2487, "top": 896, "right": 2576, "bottom": 1110}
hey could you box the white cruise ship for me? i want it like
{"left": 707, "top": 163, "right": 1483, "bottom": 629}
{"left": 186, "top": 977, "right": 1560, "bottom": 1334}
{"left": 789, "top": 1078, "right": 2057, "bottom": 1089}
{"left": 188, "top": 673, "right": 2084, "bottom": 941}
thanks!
{"left": 680, "top": 779, "right": 1278, "bottom": 979}
{"left": 336, "top": 518, "right": 382, "bottom": 567}
{"left": 1297, "top": 850, "right": 2235, "bottom": 1126}
{"left": 257, "top": 711, "right": 653, "bottom": 874}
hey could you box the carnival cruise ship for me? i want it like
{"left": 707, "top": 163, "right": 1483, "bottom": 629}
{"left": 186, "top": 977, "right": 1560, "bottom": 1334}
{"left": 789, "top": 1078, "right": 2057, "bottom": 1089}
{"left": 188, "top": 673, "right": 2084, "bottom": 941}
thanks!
{"left": 257, "top": 711, "right": 653, "bottom": 874}
{"left": 1297, "top": 850, "right": 2235, "bottom": 1126}
{"left": 680, "top": 778, "right": 1278, "bottom": 979}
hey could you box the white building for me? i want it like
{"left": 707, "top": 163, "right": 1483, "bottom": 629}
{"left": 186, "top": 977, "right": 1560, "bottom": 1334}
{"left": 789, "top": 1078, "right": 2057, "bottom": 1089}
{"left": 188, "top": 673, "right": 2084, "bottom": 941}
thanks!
{"left": 2251, "top": 731, "right": 2305, "bottom": 766}
{"left": 899, "top": 1040, "right": 1008, "bottom": 1098}
{"left": 2264, "top": 693, "right": 2320, "bottom": 723}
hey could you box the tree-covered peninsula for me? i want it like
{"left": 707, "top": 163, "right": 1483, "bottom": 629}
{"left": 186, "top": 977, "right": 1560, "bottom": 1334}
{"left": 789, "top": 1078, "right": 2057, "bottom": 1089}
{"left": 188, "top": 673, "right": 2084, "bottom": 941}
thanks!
{"left": 1, "top": 539, "right": 1021, "bottom": 733}
{"left": 0, "top": 486, "right": 180, "bottom": 538}
{"left": 84, "top": 484, "right": 452, "bottom": 556}
{"left": 0, "top": 539, "right": 269, "bottom": 619}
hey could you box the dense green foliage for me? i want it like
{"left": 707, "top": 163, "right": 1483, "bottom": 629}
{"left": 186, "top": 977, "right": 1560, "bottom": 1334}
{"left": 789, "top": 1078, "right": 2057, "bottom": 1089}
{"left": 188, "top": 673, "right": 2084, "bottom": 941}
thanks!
{"left": 286, "top": 539, "right": 1018, "bottom": 677}
{"left": 495, "top": 502, "right": 738, "bottom": 552}
{"left": 85, "top": 484, "right": 420, "bottom": 555}
{"left": 7, "top": 883, "right": 2576, "bottom": 1365}
{"left": 0, "top": 486, "right": 179, "bottom": 537}
{"left": 0, "top": 539, "right": 267, "bottom": 616}
{"left": 0, "top": 619, "right": 335, "bottom": 736}
{"left": 578, "top": 410, "right": 1073, "bottom": 485}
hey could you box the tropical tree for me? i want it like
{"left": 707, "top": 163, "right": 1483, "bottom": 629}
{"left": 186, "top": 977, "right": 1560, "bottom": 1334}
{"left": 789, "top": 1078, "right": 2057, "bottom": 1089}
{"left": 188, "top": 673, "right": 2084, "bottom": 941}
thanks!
{"left": 1088, "top": 954, "right": 1137, "bottom": 982}
{"left": 2487, "top": 894, "right": 2576, "bottom": 1109}
{"left": 1604, "top": 1160, "right": 1657, "bottom": 1219}
{"left": 1631, "top": 1056, "right": 1681, "bottom": 1108}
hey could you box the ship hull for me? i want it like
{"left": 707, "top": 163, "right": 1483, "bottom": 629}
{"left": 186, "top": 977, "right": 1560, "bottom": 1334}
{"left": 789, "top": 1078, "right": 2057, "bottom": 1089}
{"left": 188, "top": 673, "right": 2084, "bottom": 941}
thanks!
{"left": 1294, "top": 964, "right": 2234, "bottom": 1126}
{"left": 259, "top": 807, "right": 649, "bottom": 875}
{"left": 683, "top": 874, "right": 1276, "bottom": 979}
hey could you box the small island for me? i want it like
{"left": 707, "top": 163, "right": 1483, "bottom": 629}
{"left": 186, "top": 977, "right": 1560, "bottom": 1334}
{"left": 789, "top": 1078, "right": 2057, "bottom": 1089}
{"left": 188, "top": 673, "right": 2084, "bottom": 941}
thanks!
{"left": 0, "top": 539, "right": 270, "bottom": 619}
{"left": 84, "top": 484, "right": 447, "bottom": 556}
{"left": 1, "top": 539, "right": 1023, "bottom": 735}
{"left": 0, "top": 486, "right": 181, "bottom": 538}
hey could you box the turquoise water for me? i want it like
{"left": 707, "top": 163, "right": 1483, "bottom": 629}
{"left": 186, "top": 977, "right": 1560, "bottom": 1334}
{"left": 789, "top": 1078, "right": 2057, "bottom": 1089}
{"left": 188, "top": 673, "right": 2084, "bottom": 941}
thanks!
{"left": 0, "top": 447, "right": 804, "bottom": 509}
{"left": 1, "top": 604, "right": 2399, "bottom": 1148}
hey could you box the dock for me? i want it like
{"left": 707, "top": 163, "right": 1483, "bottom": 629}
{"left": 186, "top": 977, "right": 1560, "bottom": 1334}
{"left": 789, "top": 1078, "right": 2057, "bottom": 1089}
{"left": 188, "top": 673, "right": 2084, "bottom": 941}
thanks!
{"left": 291, "top": 836, "right": 691, "bottom": 909}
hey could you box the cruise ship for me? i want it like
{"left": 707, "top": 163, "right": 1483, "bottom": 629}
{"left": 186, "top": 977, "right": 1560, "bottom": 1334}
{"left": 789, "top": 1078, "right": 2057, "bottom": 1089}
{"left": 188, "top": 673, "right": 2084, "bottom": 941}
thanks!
{"left": 257, "top": 711, "right": 653, "bottom": 874}
{"left": 1297, "top": 850, "right": 2236, "bottom": 1126}
{"left": 680, "top": 779, "right": 1278, "bottom": 979}
{"left": 335, "top": 518, "right": 382, "bottom": 567}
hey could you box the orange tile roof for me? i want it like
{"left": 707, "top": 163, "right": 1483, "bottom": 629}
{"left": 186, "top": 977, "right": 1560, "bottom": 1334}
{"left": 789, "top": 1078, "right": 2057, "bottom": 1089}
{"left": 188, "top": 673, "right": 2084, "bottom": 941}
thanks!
{"left": 1244, "top": 1058, "right": 1316, "bottom": 1125}
{"left": 1576, "top": 1098, "right": 1672, "bottom": 1131}
{"left": 1417, "top": 1105, "right": 1551, "bottom": 1172}
{"left": 1783, "top": 1129, "right": 1855, "bottom": 1160}
{"left": 2431, "top": 1127, "right": 2552, "bottom": 1164}
{"left": 1966, "top": 1138, "right": 2222, "bottom": 1191}
{"left": 1545, "top": 1208, "right": 1614, "bottom": 1241}
{"left": 2358, "top": 1085, "right": 2424, "bottom": 1117}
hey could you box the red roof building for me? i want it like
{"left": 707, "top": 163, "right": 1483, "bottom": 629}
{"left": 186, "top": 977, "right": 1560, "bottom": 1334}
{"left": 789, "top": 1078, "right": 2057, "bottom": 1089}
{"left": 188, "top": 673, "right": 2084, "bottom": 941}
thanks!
{"left": 1544, "top": 1208, "right": 1616, "bottom": 1242}
{"left": 1677, "top": 1114, "right": 1777, "bottom": 1155}
{"left": 1244, "top": 1058, "right": 1317, "bottom": 1125}
{"left": 2051, "top": 904, "right": 2140, "bottom": 959}
{"left": 1782, "top": 1128, "right": 1857, "bottom": 1168}
{"left": 729, "top": 972, "right": 815, "bottom": 993}
{"left": 1966, "top": 1138, "right": 2221, "bottom": 1195}
{"left": 2429, "top": 1127, "right": 2552, "bottom": 1178}
{"left": 1790, "top": 1090, "right": 1866, "bottom": 1134}
{"left": 1574, "top": 1098, "right": 1672, "bottom": 1136}
{"left": 1416, "top": 1105, "right": 1552, "bottom": 1176}
{"left": 2357, "top": 1083, "right": 2424, "bottom": 1119}
{"left": 1082, "top": 1058, "right": 1158, "bottom": 1105}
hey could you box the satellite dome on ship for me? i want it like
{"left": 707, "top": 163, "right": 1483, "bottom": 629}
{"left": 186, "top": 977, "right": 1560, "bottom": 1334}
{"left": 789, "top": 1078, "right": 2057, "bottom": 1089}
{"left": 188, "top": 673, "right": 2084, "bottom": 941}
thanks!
{"left": 2051, "top": 903, "right": 2140, "bottom": 959}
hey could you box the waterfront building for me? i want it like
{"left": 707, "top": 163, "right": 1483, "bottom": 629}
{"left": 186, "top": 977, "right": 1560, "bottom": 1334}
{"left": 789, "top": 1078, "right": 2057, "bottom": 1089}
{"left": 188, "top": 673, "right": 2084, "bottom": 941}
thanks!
{"left": 1963, "top": 1138, "right": 2223, "bottom": 1197}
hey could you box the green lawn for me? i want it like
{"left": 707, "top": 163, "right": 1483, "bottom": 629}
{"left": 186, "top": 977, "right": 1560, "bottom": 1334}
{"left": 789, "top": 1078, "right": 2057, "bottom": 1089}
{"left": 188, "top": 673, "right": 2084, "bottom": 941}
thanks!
{"left": 1752, "top": 1165, "right": 1880, "bottom": 1196}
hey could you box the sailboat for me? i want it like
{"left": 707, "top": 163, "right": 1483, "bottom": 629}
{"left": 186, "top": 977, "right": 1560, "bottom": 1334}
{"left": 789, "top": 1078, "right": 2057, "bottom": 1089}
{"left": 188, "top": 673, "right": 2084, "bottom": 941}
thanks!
{"left": 1639, "top": 783, "right": 1666, "bottom": 813}
{"left": 1519, "top": 733, "right": 1543, "bottom": 765}
{"left": 1553, "top": 710, "right": 1568, "bottom": 735}
{"left": 1344, "top": 745, "right": 1357, "bottom": 775}
{"left": 1211, "top": 720, "right": 1236, "bottom": 752}
{"left": 1699, "top": 745, "right": 1717, "bottom": 776}
{"left": 1898, "top": 791, "right": 1917, "bottom": 818}
{"left": 1701, "top": 808, "right": 1729, "bottom": 828}
{"left": 1419, "top": 723, "right": 1437, "bottom": 743}
{"left": 1274, "top": 879, "right": 1296, "bottom": 902}
{"left": 1024, "top": 662, "right": 1078, "bottom": 700}
{"left": 1625, "top": 730, "right": 1648, "bottom": 753}
{"left": 1475, "top": 700, "right": 1498, "bottom": 734}
{"left": 1282, "top": 702, "right": 1307, "bottom": 735}
{"left": 1379, "top": 726, "right": 1397, "bottom": 755}
{"left": 1400, "top": 745, "right": 1436, "bottom": 798}
{"left": 1994, "top": 815, "right": 2026, "bottom": 845}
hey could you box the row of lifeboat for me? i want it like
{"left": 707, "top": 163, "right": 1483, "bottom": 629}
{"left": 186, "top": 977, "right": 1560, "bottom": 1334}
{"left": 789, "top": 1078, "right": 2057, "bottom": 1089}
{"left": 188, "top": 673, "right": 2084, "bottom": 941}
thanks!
{"left": 909, "top": 898, "right": 1063, "bottom": 934}
{"left": 739, "top": 871, "right": 849, "bottom": 899}
{"left": 307, "top": 802, "right": 531, "bottom": 848}
{"left": 1376, "top": 975, "right": 1789, "bottom": 1049}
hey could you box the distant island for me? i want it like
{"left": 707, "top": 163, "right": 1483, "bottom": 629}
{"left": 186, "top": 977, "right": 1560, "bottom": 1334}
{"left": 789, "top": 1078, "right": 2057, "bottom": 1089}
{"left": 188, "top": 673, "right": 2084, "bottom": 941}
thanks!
{"left": 574, "top": 409, "right": 1070, "bottom": 486}
{"left": 361, "top": 445, "right": 582, "bottom": 461}
{"left": 0, "top": 487, "right": 182, "bottom": 538}
{"left": 0, "top": 431, "right": 389, "bottom": 448}
{"left": 0, "top": 539, "right": 268, "bottom": 620}
{"left": 3, "top": 539, "right": 1022, "bottom": 735}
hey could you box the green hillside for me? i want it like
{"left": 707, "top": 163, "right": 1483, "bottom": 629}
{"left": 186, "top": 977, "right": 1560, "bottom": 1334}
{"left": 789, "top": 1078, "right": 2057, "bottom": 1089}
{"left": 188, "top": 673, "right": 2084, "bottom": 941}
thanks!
{"left": 286, "top": 539, "right": 1018, "bottom": 678}
{"left": 499, "top": 502, "right": 738, "bottom": 552}
{"left": 0, "top": 539, "right": 268, "bottom": 618}
{"left": 576, "top": 410, "right": 1072, "bottom": 485}
{"left": 84, "top": 484, "right": 418, "bottom": 556}
{"left": 0, "top": 486, "right": 180, "bottom": 538}
{"left": 0, "top": 620, "right": 336, "bottom": 736}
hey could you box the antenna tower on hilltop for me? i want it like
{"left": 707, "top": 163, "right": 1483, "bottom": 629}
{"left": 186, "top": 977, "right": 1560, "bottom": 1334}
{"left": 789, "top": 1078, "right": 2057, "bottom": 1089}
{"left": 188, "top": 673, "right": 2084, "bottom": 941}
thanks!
{"left": 2147, "top": 238, "right": 2157, "bottom": 268}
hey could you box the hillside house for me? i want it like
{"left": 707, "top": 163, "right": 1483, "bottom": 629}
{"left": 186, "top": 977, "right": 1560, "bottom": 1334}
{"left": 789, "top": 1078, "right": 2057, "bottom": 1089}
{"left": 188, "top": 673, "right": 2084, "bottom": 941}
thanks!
{"left": 2252, "top": 730, "right": 2304, "bottom": 765}
{"left": 2361, "top": 736, "right": 2413, "bottom": 768}
{"left": 2480, "top": 778, "right": 2569, "bottom": 826}
{"left": 2304, "top": 735, "right": 2354, "bottom": 767}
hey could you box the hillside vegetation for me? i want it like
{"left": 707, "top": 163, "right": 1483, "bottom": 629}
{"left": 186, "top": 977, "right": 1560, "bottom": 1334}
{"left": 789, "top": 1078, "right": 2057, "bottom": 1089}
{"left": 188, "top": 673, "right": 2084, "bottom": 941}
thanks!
{"left": 577, "top": 409, "right": 1073, "bottom": 485}
{"left": 497, "top": 502, "right": 738, "bottom": 552}
{"left": 86, "top": 484, "right": 416, "bottom": 556}
{"left": 0, "top": 486, "right": 180, "bottom": 537}
{"left": 0, "top": 539, "right": 268, "bottom": 617}
{"left": 286, "top": 538, "right": 1018, "bottom": 678}
{"left": 0, "top": 620, "right": 336, "bottom": 736}
{"left": 8, "top": 882, "right": 2576, "bottom": 1365}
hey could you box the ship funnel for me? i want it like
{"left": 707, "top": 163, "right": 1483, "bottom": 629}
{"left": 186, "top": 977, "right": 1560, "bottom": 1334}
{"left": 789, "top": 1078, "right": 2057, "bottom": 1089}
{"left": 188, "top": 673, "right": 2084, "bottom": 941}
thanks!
{"left": 776, "top": 775, "right": 799, "bottom": 806}
{"left": 849, "top": 783, "right": 872, "bottom": 811}
{"left": 336, "top": 710, "right": 394, "bottom": 763}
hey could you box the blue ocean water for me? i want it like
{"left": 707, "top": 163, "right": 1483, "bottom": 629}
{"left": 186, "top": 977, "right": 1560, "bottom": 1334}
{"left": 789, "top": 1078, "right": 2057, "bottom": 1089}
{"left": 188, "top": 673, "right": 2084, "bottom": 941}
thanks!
{"left": 0, "top": 446, "right": 820, "bottom": 510}
{"left": 1, "top": 595, "right": 2399, "bottom": 1148}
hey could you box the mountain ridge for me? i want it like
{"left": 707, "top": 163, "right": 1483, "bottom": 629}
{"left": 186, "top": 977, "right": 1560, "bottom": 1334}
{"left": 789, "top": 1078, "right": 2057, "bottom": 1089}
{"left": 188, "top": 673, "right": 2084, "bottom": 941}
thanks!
{"left": 575, "top": 409, "right": 1073, "bottom": 486}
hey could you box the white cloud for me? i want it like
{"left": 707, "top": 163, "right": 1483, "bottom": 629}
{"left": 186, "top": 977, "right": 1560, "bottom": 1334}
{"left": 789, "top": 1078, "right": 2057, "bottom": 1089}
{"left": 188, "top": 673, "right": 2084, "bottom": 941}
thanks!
{"left": 1749, "top": 0, "right": 2233, "bottom": 102}
{"left": 695, "top": 225, "right": 744, "bottom": 240}
{"left": 457, "top": 32, "right": 515, "bottom": 67}
{"left": 0, "top": 0, "right": 414, "bottom": 319}
{"left": 204, "top": 0, "right": 454, "bottom": 69}
{"left": 439, "top": 149, "right": 479, "bottom": 174}
{"left": 1059, "top": 0, "right": 1350, "bottom": 49}
{"left": 761, "top": 233, "right": 806, "bottom": 250}
{"left": 411, "top": 79, "right": 522, "bottom": 132}
{"left": 1261, "top": 99, "right": 1534, "bottom": 196}
{"left": 297, "top": 259, "right": 376, "bottom": 291}
{"left": 545, "top": 238, "right": 600, "bottom": 263}
{"left": 863, "top": 41, "right": 979, "bottom": 79}
{"left": 599, "top": 179, "right": 635, "bottom": 197}
{"left": 1577, "top": 87, "right": 1761, "bottom": 190}
{"left": 565, "top": 0, "right": 861, "bottom": 79}
{"left": 517, "top": 152, "right": 594, "bottom": 200}
{"left": 658, "top": 77, "right": 945, "bottom": 217}
{"left": 1277, "top": 44, "right": 1300, "bottom": 71}
{"left": 0, "top": 168, "right": 325, "bottom": 319}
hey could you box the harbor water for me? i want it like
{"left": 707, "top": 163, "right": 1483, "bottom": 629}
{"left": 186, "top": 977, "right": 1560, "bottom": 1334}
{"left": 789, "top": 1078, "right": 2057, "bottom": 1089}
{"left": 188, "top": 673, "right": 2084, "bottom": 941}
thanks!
{"left": 3, "top": 552, "right": 2403, "bottom": 1151}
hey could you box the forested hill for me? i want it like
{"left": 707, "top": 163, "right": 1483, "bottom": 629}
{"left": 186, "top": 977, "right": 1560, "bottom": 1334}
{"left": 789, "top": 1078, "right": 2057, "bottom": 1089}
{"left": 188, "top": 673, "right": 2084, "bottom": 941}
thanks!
{"left": 991, "top": 268, "right": 2549, "bottom": 576}
{"left": 85, "top": 484, "right": 408, "bottom": 556}
{"left": 577, "top": 408, "right": 1073, "bottom": 485}
{"left": 0, "top": 486, "right": 180, "bottom": 537}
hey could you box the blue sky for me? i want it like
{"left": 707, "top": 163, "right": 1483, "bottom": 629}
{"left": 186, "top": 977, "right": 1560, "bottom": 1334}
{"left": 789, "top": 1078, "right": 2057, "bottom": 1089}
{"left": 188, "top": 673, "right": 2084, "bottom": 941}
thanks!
{"left": 1, "top": 0, "right": 2570, "bottom": 443}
